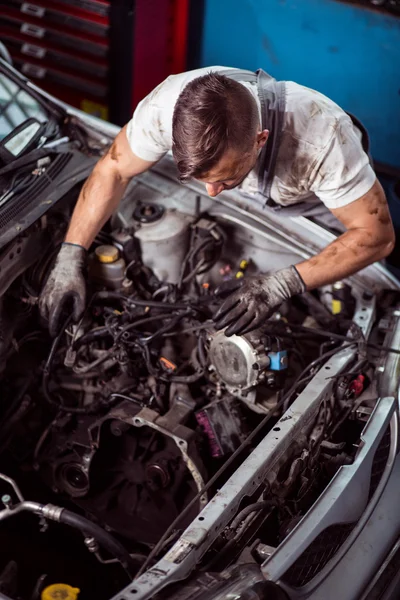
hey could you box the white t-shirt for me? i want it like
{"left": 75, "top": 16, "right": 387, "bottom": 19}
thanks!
{"left": 126, "top": 66, "right": 375, "bottom": 210}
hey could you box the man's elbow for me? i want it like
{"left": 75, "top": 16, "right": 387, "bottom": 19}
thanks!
{"left": 378, "top": 230, "right": 396, "bottom": 260}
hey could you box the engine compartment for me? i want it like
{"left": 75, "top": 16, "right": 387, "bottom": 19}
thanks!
{"left": 0, "top": 174, "right": 397, "bottom": 600}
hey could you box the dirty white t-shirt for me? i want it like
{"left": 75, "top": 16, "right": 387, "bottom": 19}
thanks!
{"left": 126, "top": 66, "right": 375, "bottom": 210}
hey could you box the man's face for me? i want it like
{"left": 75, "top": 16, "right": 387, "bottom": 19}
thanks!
{"left": 197, "top": 130, "right": 269, "bottom": 198}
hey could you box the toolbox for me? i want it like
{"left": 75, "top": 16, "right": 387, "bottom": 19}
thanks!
{"left": 0, "top": 0, "right": 111, "bottom": 119}
{"left": 0, "top": 0, "right": 192, "bottom": 125}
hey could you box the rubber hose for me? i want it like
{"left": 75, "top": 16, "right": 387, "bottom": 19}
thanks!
{"left": 72, "top": 327, "right": 111, "bottom": 350}
{"left": 230, "top": 501, "right": 270, "bottom": 531}
{"left": 59, "top": 509, "right": 137, "bottom": 578}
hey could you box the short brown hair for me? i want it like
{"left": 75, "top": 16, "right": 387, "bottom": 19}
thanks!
{"left": 172, "top": 72, "right": 259, "bottom": 182}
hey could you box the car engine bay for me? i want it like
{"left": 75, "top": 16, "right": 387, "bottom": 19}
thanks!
{"left": 0, "top": 105, "right": 398, "bottom": 599}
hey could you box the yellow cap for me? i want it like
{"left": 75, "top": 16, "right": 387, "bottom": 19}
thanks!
{"left": 95, "top": 245, "right": 119, "bottom": 264}
{"left": 41, "top": 583, "right": 80, "bottom": 600}
{"left": 332, "top": 299, "right": 342, "bottom": 315}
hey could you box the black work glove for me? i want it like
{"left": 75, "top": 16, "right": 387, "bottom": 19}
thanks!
{"left": 39, "top": 242, "right": 87, "bottom": 337}
{"left": 213, "top": 266, "right": 306, "bottom": 337}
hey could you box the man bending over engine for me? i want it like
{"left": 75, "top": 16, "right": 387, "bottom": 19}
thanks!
{"left": 39, "top": 66, "right": 395, "bottom": 337}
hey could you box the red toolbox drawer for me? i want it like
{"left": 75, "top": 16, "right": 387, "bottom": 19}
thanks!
{"left": 49, "top": 0, "right": 109, "bottom": 18}
{"left": 13, "top": 54, "right": 108, "bottom": 98}
{"left": 0, "top": 8, "right": 108, "bottom": 57}
{"left": 21, "top": 75, "right": 109, "bottom": 119}
{"left": 0, "top": 28, "right": 108, "bottom": 78}
{"left": 1, "top": 0, "right": 109, "bottom": 37}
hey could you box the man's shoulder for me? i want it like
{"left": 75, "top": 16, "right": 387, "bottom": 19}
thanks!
{"left": 285, "top": 81, "right": 345, "bottom": 115}
{"left": 282, "top": 81, "right": 349, "bottom": 150}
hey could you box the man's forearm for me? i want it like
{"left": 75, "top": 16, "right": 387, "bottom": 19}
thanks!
{"left": 65, "top": 161, "right": 129, "bottom": 249}
{"left": 296, "top": 228, "right": 394, "bottom": 290}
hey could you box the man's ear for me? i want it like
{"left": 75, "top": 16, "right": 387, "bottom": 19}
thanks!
{"left": 257, "top": 129, "right": 269, "bottom": 149}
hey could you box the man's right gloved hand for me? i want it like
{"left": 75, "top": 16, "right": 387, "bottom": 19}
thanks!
{"left": 39, "top": 242, "right": 87, "bottom": 337}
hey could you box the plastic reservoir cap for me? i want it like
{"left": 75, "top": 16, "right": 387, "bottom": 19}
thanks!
{"left": 41, "top": 583, "right": 80, "bottom": 600}
{"left": 95, "top": 245, "right": 119, "bottom": 263}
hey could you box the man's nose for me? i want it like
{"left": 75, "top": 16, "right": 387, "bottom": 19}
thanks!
{"left": 206, "top": 183, "right": 224, "bottom": 197}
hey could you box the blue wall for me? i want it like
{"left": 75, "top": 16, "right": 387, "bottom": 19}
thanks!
{"left": 200, "top": 0, "right": 400, "bottom": 168}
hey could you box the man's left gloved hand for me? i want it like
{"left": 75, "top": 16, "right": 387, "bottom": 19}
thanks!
{"left": 213, "top": 266, "right": 306, "bottom": 336}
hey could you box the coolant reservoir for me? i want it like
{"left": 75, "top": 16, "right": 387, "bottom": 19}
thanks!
{"left": 133, "top": 203, "right": 191, "bottom": 283}
{"left": 41, "top": 583, "right": 80, "bottom": 600}
{"left": 89, "top": 244, "right": 126, "bottom": 289}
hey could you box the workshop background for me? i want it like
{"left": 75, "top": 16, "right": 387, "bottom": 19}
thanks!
{"left": 0, "top": 0, "right": 399, "bottom": 262}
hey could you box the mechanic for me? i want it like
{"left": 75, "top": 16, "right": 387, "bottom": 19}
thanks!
{"left": 39, "top": 66, "right": 395, "bottom": 337}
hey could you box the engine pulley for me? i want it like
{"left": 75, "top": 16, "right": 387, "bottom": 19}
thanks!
{"left": 209, "top": 330, "right": 271, "bottom": 392}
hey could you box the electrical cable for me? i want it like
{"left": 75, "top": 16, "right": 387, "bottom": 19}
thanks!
{"left": 92, "top": 291, "right": 200, "bottom": 312}
{"left": 115, "top": 313, "right": 187, "bottom": 343}
{"left": 108, "top": 393, "right": 148, "bottom": 407}
{"left": 288, "top": 323, "right": 400, "bottom": 356}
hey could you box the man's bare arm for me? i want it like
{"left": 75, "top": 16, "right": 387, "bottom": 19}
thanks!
{"left": 296, "top": 179, "right": 395, "bottom": 289}
{"left": 65, "top": 125, "right": 155, "bottom": 249}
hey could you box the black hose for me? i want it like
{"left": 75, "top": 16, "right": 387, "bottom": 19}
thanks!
{"left": 59, "top": 509, "right": 138, "bottom": 578}
{"left": 197, "top": 334, "right": 208, "bottom": 368}
{"left": 72, "top": 327, "right": 111, "bottom": 350}
{"left": 92, "top": 291, "right": 197, "bottom": 311}
{"left": 289, "top": 324, "right": 400, "bottom": 356}
{"left": 202, "top": 501, "right": 271, "bottom": 572}
{"left": 168, "top": 370, "right": 205, "bottom": 383}
{"left": 140, "top": 311, "right": 190, "bottom": 344}
{"left": 114, "top": 314, "right": 174, "bottom": 343}
{"left": 229, "top": 501, "right": 270, "bottom": 531}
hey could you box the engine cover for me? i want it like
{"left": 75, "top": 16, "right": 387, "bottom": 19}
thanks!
{"left": 209, "top": 330, "right": 271, "bottom": 392}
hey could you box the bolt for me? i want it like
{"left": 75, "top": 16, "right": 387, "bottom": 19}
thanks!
{"left": 84, "top": 537, "right": 99, "bottom": 553}
{"left": 39, "top": 517, "right": 48, "bottom": 533}
{"left": 1, "top": 495, "right": 12, "bottom": 508}
{"left": 393, "top": 310, "right": 400, "bottom": 317}
{"left": 377, "top": 366, "right": 385, "bottom": 373}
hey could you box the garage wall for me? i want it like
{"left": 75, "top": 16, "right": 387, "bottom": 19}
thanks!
{"left": 199, "top": 0, "right": 400, "bottom": 169}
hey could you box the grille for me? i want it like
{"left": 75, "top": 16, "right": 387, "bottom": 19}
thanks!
{"left": 282, "top": 522, "right": 355, "bottom": 587}
{"left": 282, "top": 424, "right": 392, "bottom": 588}
{"left": 0, "top": 153, "right": 72, "bottom": 232}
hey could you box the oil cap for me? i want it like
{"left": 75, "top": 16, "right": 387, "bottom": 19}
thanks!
{"left": 41, "top": 583, "right": 80, "bottom": 600}
{"left": 95, "top": 245, "right": 119, "bottom": 264}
